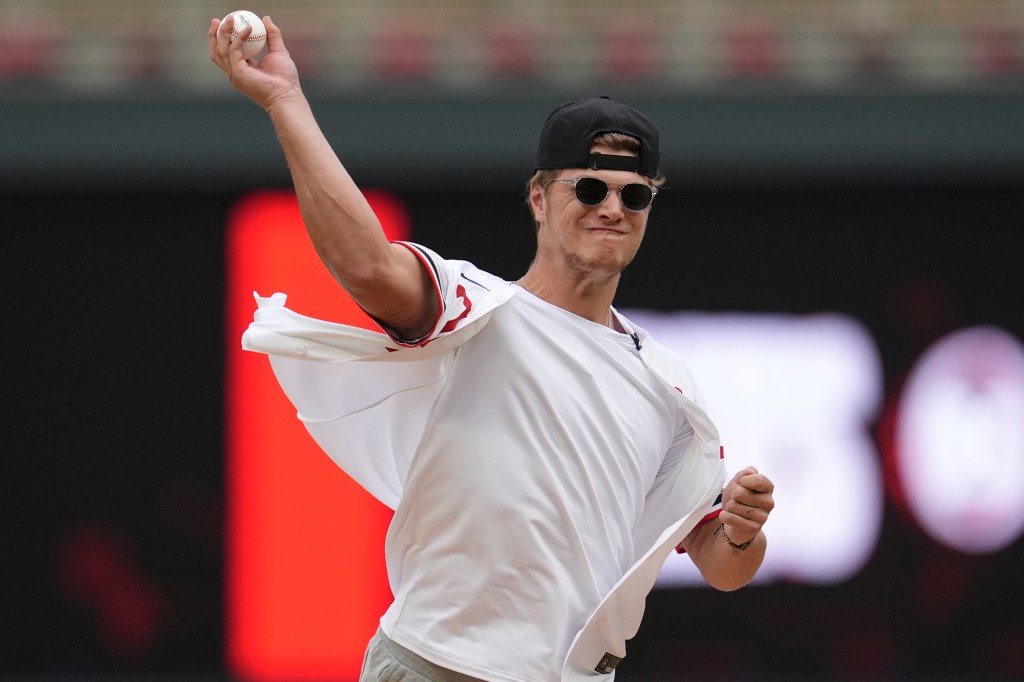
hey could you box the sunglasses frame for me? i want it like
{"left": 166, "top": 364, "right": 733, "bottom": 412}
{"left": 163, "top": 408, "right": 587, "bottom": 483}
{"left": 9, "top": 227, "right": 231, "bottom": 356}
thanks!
{"left": 556, "top": 176, "right": 658, "bottom": 212}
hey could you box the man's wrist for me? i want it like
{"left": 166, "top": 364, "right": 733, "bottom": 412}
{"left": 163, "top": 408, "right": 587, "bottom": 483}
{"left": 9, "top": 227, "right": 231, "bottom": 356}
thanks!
{"left": 719, "top": 525, "right": 756, "bottom": 554}
{"left": 265, "top": 87, "right": 308, "bottom": 117}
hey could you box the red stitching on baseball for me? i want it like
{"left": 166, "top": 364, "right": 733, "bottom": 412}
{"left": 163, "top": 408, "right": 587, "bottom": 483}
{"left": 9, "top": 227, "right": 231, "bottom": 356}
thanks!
{"left": 230, "top": 29, "right": 265, "bottom": 42}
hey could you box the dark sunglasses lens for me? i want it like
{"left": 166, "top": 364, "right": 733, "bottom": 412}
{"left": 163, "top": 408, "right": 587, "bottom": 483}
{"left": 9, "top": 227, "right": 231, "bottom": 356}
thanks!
{"left": 620, "top": 183, "right": 654, "bottom": 211}
{"left": 573, "top": 178, "right": 609, "bottom": 205}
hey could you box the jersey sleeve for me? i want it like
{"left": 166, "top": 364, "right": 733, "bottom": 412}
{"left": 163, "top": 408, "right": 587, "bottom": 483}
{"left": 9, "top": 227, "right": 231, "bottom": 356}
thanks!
{"left": 374, "top": 241, "right": 506, "bottom": 348}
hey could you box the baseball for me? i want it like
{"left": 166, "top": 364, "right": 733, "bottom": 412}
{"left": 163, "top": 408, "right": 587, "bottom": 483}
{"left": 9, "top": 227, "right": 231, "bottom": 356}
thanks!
{"left": 220, "top": 10, "right": 266, "bottom": 59}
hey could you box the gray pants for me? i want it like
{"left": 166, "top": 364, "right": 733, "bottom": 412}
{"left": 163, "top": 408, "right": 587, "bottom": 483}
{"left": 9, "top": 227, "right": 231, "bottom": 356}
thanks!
{"left": 359, "top": 629, "right": 488, "bottom": 682}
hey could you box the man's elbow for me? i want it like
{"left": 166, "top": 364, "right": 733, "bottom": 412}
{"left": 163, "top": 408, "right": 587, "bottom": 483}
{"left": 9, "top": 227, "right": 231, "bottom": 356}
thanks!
{"left": 704, "top": 572, "right": 756, "bottom": 592}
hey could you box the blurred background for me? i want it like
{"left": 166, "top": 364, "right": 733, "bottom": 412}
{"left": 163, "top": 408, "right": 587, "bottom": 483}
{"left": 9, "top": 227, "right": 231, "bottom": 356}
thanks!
{"left": 4, "top": 0, "right": 1024, "bottom": 680}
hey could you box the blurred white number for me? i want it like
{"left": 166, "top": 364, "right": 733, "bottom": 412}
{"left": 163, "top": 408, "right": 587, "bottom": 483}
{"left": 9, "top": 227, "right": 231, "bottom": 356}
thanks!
{"left": 626, "top": 311, "right": 885, "bottom": 586}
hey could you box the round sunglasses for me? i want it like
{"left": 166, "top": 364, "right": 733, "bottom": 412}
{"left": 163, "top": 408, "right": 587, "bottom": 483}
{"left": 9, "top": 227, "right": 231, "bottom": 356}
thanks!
{"left": 556, "top": 177, "right": 658, "bottom": 212}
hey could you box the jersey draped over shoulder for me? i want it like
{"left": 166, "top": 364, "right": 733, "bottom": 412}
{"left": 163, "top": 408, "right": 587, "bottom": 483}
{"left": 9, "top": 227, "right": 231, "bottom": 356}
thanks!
{"left": 240, "top": 242, "right": 514, "bottom": 509}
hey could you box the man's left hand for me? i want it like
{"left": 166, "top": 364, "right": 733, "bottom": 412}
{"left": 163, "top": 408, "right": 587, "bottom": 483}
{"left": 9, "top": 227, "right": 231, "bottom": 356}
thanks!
{"left": 719, "top": 466, "right": 775, "bottom": 545}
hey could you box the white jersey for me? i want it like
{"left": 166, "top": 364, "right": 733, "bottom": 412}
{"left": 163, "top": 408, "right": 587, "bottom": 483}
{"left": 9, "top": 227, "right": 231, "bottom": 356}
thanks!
{"left": 241, "top": 243, "right": 725, "bottom": 681}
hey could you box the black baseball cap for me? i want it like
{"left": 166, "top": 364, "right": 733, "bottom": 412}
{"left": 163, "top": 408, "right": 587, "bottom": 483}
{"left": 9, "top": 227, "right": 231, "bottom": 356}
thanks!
{"left": 534, "top": 96, "right": 660, "bottom": 179}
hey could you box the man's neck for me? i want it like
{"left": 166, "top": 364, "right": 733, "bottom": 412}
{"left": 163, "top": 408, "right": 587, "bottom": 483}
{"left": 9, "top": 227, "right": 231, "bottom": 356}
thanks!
{"left": 516, "top": 267, "right": 620, "bottom": 327}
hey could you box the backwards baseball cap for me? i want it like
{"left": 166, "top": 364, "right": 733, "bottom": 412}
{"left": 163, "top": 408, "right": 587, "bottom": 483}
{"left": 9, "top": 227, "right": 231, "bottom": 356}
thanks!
{"left": 534, "top": 96, "right": 661, "bottom": 179}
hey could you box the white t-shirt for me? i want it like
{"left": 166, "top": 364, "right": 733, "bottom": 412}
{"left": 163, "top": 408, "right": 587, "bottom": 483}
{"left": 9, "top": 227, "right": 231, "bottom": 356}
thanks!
{"left": 380, "top": 286, "right": 695, "bottom": 682}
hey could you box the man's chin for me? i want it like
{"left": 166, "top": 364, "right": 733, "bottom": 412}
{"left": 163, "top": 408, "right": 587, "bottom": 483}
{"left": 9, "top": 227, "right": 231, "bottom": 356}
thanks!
{"left": 565, "top": 250, "right": 634, "bottom": 279}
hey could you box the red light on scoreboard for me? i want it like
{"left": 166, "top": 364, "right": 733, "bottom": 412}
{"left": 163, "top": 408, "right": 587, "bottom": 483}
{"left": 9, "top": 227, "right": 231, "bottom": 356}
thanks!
{"left": 224, "top": 190, "right": 405, "bottom": 680}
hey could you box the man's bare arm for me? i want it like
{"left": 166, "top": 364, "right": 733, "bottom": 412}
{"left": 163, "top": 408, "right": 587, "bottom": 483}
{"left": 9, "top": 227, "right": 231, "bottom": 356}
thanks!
{"left": 209, "top": 16, "right": 437, "bottom": 339}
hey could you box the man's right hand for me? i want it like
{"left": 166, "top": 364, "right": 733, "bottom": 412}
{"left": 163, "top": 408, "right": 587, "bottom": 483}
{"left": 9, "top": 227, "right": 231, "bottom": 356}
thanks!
{"left": 208, "top": 15, "right": 301, "bottom": 111}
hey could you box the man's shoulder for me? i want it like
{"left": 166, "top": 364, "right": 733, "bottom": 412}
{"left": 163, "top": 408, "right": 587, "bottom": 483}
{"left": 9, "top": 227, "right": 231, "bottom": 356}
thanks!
{"left": 400, "top": 242, "right": 516, "bottom": 347}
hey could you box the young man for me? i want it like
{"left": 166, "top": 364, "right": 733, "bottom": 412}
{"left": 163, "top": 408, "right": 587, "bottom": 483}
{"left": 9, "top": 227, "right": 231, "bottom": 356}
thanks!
{"left": 211, "top": 15, "right": 775, "bottom": 682}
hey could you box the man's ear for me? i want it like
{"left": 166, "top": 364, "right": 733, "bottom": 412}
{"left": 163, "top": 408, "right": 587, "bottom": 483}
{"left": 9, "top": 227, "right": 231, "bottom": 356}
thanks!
{"left": 529, "top": 181, "right": 546, "bottom": 226}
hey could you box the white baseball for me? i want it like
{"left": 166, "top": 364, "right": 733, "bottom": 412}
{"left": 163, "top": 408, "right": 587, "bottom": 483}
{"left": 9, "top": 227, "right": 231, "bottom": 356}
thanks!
{"left": 221, "top": 10, "right": 266, "bottom": 59}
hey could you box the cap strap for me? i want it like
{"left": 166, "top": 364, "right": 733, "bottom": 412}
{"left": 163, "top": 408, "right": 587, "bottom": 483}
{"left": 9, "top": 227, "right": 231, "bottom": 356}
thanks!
{"left": 587, "top": 152, "right": 641, "bottom": 173}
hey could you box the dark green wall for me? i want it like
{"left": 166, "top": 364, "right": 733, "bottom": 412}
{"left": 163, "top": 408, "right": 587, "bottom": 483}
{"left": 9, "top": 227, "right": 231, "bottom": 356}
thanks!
{"left": 4, "top": 89, "right": 1024, "bottom": 192}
